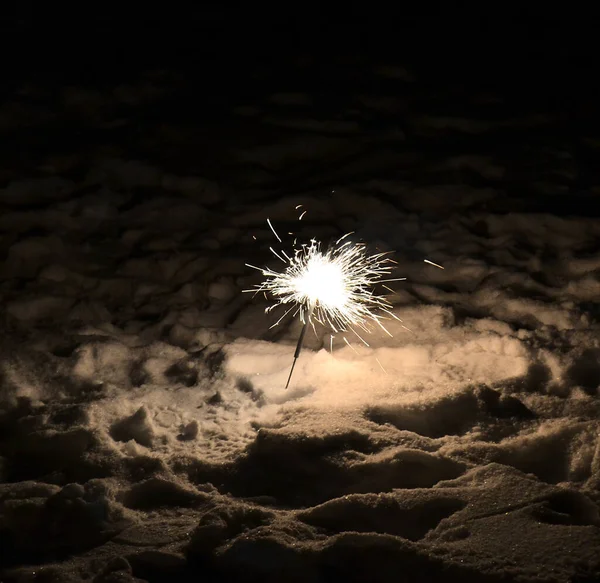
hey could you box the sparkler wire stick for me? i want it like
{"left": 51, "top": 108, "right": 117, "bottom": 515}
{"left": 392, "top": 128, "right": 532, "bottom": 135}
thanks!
{"left": 285, "top": 303, "right": 315, "bottom": 388}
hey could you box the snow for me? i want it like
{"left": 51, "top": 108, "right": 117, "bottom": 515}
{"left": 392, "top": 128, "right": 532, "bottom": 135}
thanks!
{"left": 1, "top": 57, "right": 599, "bottom": 583}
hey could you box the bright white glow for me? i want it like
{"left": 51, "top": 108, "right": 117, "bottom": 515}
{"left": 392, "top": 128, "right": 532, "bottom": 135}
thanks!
{"left": 293, "top": 253, "right": 347, "bottom": 309}
{"left": 246, "top": 236, "right": 403, "bottom": 340}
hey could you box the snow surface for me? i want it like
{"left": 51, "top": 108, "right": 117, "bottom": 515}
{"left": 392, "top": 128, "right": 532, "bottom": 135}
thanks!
{"left": 1, "top": 62, "right": 600, "bottom": 583}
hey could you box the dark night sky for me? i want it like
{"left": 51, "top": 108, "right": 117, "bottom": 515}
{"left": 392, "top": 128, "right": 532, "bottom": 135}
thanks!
{"left": 2, "top": 6, "right": 597, "bottom": 82}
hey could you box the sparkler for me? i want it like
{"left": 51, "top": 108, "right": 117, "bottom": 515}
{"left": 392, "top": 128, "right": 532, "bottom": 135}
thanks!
{"left": 245, "top": 220, "right": 405, "bottom": 388}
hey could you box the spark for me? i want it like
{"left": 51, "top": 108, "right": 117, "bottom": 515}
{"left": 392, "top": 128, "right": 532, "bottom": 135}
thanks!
{"left": 246, "top": 237, "right": 400, "bottom": 336}
{"left": 269, "top": 247, "right": 288, "bottom": 264}
{"left": 269, "top": 305, "right": 297, "bottom": 328}
{"left": 267, "top": 218, "right": 282, "bottom": 243}
{"left": 343, "top": 336, "right": 359, "bottom": 354}
{"left": 375, "top": 357, "right": 387, "bottom": 374}
{"left": 424, "top": 259, "right": 444, "bottom": 269}
{"left": 336, "top": 231, "right": 354, "bottom": 244}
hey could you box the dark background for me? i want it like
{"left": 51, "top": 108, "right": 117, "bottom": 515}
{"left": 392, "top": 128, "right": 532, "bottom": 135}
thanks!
{"left": 2, "top": 5, "right": 597, "bottom": 88}
{"left": 1, "top": 5, "right": 599, "bottom": 215}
